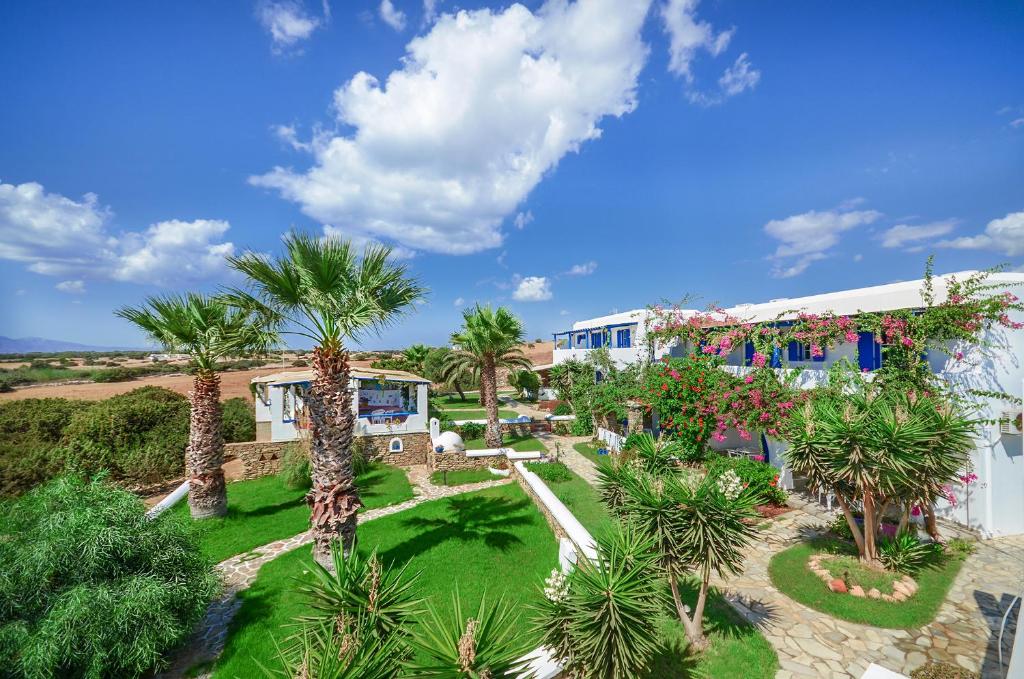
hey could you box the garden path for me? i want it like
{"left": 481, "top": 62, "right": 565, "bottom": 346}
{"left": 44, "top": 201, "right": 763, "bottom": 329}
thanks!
{"left": 163, "top": 466, "right": 513, "bottom": 678}
{"left": 535, "top": 431, "right": 598, "bottom": 484}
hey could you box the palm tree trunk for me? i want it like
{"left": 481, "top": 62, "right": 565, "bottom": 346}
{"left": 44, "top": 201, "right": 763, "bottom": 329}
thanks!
{"left": 453, "top": 379, "right": 465, "bottom": 401}
{"left": 306, "top": 347, "right": 361, "bottom": 568}
{"left": 187, "top": 372, "right": 226, "bottom": 519}
{"left": 482, "top": 355, "right": 502, "bottom": 448}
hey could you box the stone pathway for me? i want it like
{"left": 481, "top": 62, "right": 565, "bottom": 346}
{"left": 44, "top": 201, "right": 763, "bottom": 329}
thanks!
{"left": 163, "top": 467, "right": 512, "bottom": 678}
{"left": 535, "top": 432, "right": 599, "bottom": 485}
{"left": 717, "top": 511, "right": 1023, "bottom": 678}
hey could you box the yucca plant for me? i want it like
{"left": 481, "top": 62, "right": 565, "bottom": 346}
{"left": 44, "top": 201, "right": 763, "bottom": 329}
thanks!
{"left": 878, "top": 533, "right": 936, "bottom": 575}
{"left": 261, "top": 617, "right": 404, "bottom": 679}
{"left": 608, "top": 463, "right": 758, "bottom": 650}
{"left": 407, "top": 591, "right": 531, "bottom": 678}
{"left": 783, "top": 370, "right": 976, "bottom": 562}
{"left": 227, "top": 232, "right": 424, "bottom": 564}
{"left": 294, "top": 544, "right": 422, "bottom": 644}
{"left": 444, "top": 306, "right": 531, "bottom": 447}
{"left": 534, "top": 526, "right": 664, "bottom": 679}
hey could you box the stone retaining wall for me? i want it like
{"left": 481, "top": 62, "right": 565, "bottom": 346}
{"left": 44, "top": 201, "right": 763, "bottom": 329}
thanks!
{"left": 510, "top": 462, "right": 566, "bottom": 539}
{"left": 357, "top": 431, "right": 430, "bottom": 467}
{"left": 428, "top": 449, "right": 497, "bottom": 472}
{"left": 226, "top": 440, "right": 291, "bottom": 480}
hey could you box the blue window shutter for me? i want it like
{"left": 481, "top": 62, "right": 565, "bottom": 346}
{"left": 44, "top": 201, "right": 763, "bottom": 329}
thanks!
{"left": 744, "top": 341, "right": 755, "bottom": 366}
{"left": 857, "top": 332, "right": 874, "bottom": 371}
{"left": 787, "top": 341, "right": 799, "bottom": 362}
{"left": 770, "top": 347, "right": 783, "bottom": 368}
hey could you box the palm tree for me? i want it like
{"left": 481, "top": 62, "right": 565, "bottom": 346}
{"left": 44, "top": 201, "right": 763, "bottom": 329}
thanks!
{"left": 401, "top": 344, "right": 430, "bottom": 376}
{"left": 116, "top": 293, "right": 275, "bottom": 519}
{"left": 443, "top": 306, "right": 530, "bottom": 447}
{"left": 226, "top": 232, "right": 424, "bottom": 565}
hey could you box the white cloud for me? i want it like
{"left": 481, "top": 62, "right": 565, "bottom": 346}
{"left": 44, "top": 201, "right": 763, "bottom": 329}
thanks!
{"left": 565, "top": 260, "right": 597, "bottom": 276}
{"left": 257, "top": 0, "right": 324, "bottom": 54}
{"left": 938, "top": 210, "right": 1024, "bottom": 257}
{"left": 55, "top": 280, "right": 85, "bottom": 294}
{"left": 453, "top": 296, "right": 465, "bottom": 307}
{"left": 379, "top": 0, "right": 407, "bottom": 31}
{"left": 559, "top": 309, "right": 570, "bottom": 316}
{"left": 1010, "top": 118, "right": 1024, "bottom": 129}
{"left": 423, "top": 0, "right": 440, "bottom": 24}
{"left": 513, "top": 276, "right": 552, "bottom": 302}
{"left": 513, "top": 210, "right": 534, "bottom": 230}
{"left": 764, "top": 207, "right": 882, "bottom": 278}
{"left": 251, "top": 0, "right": 652, "bottom": 256}
{"left": 322, "top": 225, "right": 416, "bottom": 259}
{"left": 0, "top": 180, "right": 235, "bottom": 286}
{"left": 659, "top": 0, "right": 732, "bottom": 82}
{"left": 717, "top": 53, "right": 759, "bottom": 97}
{"left": 879, "top": 220, "right": 956, "bottom": 249}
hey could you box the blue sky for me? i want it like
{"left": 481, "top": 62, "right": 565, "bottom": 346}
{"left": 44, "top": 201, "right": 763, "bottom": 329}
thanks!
{"left": 1, "top": 0, "right": 1022, "bottom": 349}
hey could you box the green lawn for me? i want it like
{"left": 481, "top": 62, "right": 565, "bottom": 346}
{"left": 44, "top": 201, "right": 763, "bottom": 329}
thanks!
{"left": 447, "top": 408, "right": 519, "bottom": 420}
{"left": 436, "top": 393, "right": 486, "bottom": 409}
{"left": 428, "top": 468, "right": 504, "bottom": 486}
{"left": 573, "top": 441, "right": 616, "bottom": 464}
{"left": 211, "top": 484, "right": 559, "bottom": 678}
{"left": 543, "top": 467, "right": 778, "bottom": 678}
{"left": 768, "top": 538, "right": 966, "bottom": 628}
{"left": 173, "top": 463, "right": 414, "bottom": 563}
{"left": 464, "top": 433, "right": 548, "bottom": 452}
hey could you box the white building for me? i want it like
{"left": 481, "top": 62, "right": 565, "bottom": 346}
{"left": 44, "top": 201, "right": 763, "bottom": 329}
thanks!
{"left": 552, "top": 308, "right": 673, "bottom": 368}
{"left": 555, "top": 272, "right": 1024, "bottom": 537}
{"left": 251, "top": 367, "right": 430, "bottom": 445}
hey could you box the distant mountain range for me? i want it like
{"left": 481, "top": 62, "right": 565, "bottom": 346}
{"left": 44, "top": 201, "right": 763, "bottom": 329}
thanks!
{"left": 0, "top": 336, "right": 143, "bottom": 354}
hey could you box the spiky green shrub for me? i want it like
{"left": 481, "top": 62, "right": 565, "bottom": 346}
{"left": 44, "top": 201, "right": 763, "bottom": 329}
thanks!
{"left": 408, "top": 592, "right": 531, "bottom": 678}
{"left": 261, "top": 619, "right": 404, "bottom": 679}
{"left": 878, "top": 533, "right": 936, "bottom": 574}
{"left": 278, "top": 441, "right": 312, "bottom": 490}
{"left": 0, "top": 476, "right": 218, "bottom": 678}
{"left": 534, "top": 527, "right": 665, "bottom": 679}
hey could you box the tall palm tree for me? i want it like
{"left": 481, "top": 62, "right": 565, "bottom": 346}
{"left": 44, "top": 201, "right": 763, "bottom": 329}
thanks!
{"left": 443, "top": 306, "right": 530, "bottom": 447}
{"left": 226, "top": 232, "right": 424, "bottom": 565}
{"left": 116, "top": 293, "right": 275, "bottom": 519}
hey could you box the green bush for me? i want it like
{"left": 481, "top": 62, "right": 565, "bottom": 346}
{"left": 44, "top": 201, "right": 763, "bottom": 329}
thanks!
{"left": 60, "top": 387, "right": 189, "bottom": 484}
{"left": 0, "top": 398, "right": 87, "bottom": 497}
{"left": 879, "top": 533, "right": 936, "bottom": 574}
{"left": 222, "top": 397, "right": 256, "bottom": 443}
{"left": 279, "top": 441, "right": 312, "bottom": 490}
{"left": 827, "top": 514, "right": 854, "bottom": 540}
{"left": 704, "top": 455, "right": 787, "bottom": 505}
{"left": 456, "top": 422, "right": 486, "bottom": 440}
{"left": 524, "top": 461, "right": 572, "bottom": 484}
{"left": 92, "top": 367, "right": 138, "bottom": 382}
{"left": 552, "top": 403, "right": 572, "bottom": 416}
{"left": 0, "top": 476, "right": 219, "bottom": 678}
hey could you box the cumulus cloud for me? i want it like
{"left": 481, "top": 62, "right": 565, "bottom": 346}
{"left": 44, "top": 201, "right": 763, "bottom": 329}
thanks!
{"left": 422, "top": 0, "right": 440, "bottom": 24}
{"left": 252, "top": 0, "right": 652, "bottom": 256}
{"left": 379, "top": 0, "right": 406, "bottom": 31}
{"left": 938, "top": 210, "right": 1024, "bottom": 257}
{"left": 257, "top": 0, "right": 325, "bottom": 54}
{"left": 513, "top": 210, "right": 534, "bottom": 230}
{"left": 322, "top": 225, "right": 416, "bottom": 259}
{"left": 660, "top": 0, "right": 732, "bottom": 82}
{"left": 56, "top": 280, "right": 86, "bottom": 294}
{"left": 565, "top": 261, "right": 597, "bottom": 276}
{"left": 513, "top": 276, "right": 553, "bottom": 302}
{"left": 879, "top": 220, "right": 956, "bottom": 249}
{"left": 764, "top": 207, "right": 882, "bottom": 278}
{"left": 0, "top": 180, "right": 235, "bottom": 286}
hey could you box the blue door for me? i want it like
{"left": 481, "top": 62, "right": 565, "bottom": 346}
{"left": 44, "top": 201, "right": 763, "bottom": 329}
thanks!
{"left": 617, "top": 328, "right": 631, "bottom": 348}
{"left": 591, "top": 332, "right": 603, "bottom": 348}
{"left": 744, "top": 341, "right": 755, "bottom": 366}
{"left": 857, "top": 332, "right": 881, "bottom": 370}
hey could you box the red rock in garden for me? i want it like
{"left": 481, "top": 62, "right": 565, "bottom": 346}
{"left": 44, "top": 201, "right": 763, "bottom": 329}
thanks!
{"left": 828, "top": 578, "right": 847, "bottom": 593}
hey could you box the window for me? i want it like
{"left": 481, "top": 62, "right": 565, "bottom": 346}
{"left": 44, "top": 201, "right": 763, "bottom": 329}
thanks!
{"left": 389, "top": 437, "right": 404, "bottom": 453}
{"left": 788, "top": 342, "right": 825, "bottom": 363}
{"left": 358, "top": 379, "right": 420, "bottom": 424}
{"left": 616, "top": 328, "right": 632, "bottom": 348}
{"left": 591, "top": 331, "right": 604, "bottom": 348}
{"left": 576, "top": 333, "right": 586, "bottom": 348}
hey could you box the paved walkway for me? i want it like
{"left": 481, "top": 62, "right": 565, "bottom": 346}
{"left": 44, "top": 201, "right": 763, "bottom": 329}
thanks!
{"left": 535, "top": 431, "right": 599, "bottom": 484}
{"left": 164, "top": 466, "right": 512, "bottom": 678}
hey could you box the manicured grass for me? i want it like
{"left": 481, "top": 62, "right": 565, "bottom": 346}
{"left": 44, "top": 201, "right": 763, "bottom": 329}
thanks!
{"left": 436, "top": 393, "right": 486, "bottom": 409}
{"left": 447, "top": 408, "right": 519, "bottom": 420}
{"left": 212, "top": 484, "right": 559, "bottom": 678}
{"left": 543, "top": 467, "right": 777, "bottom": 678}
{"left": 464, "top": 433, "right": 548, "bottom": 452}
{"left": 573, "top": 441, "right": 616, "bottom": 464}
{"left": 173, "top": 463, "right": 414, "bottom": 563}
{"left": 428, "top": 468, "right": 503, "bottom": 486}
{"left": 768, "top": 538, "right": 966, "bottom": 628}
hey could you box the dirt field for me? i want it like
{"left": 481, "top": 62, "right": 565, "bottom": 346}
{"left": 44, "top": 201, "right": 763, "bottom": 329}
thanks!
{"left": 0, "top": 359, "right": 383, "bottom": 402}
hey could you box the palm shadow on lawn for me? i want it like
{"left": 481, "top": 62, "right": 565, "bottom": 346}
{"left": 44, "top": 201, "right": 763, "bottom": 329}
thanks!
{"left": 377, "top": 494, "right": 532, "bottom": 566}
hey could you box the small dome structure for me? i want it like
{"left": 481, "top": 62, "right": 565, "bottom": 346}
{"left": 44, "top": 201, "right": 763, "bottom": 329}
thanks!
{"left": 434, "top": 430, "right": 465, "bottom": 453}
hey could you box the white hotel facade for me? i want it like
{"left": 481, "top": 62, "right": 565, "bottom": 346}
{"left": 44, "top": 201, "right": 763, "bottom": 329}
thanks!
{"left": 552, "top": 272, "right": 1024, "bottom": 537}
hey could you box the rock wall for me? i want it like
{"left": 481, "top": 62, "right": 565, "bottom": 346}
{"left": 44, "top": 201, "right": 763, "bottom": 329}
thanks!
{"left": 356, "top": 432, "right": 430, "bottom": 467}
{"left": 226, "top": 440, "right": 291, "bottom": 480}
{"left": 510, "top": 462, "right": 566, "bottom": 539}
{"left": 428, "top": 449, "right": 498, "bottom": 472}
